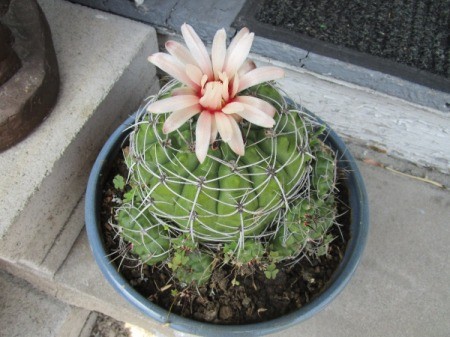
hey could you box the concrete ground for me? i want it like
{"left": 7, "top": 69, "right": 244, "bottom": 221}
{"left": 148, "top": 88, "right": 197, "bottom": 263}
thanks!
{"left": 0, "top": 270, "right": 95, "bottom": 337}
{"left": 1, "top": 0, "right": 449, "bottom": 337}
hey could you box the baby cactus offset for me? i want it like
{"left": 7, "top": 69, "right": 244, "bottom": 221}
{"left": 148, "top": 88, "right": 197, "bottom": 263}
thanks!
{"left": 116, "top": 207, "right": 170, "bottom": 265}
{"left": 111, "top": 24, "right": 339, "bottom": 286}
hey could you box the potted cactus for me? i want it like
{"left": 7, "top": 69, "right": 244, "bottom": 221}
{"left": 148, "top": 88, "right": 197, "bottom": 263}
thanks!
{"left": 86, "top": 24, "right": 369, "bottom": 335}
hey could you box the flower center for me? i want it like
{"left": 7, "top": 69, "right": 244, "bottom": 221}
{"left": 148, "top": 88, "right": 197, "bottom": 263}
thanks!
{"left": 200, "top": 81, "right": 224, "bottom": 111}
{"left": 199, "top": 73, "right": 230, "bottom": 112}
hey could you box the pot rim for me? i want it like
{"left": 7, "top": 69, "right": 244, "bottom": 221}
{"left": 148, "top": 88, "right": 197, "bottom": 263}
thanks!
{"left": 85, "top": 110, "right": 369, "bottom": 336}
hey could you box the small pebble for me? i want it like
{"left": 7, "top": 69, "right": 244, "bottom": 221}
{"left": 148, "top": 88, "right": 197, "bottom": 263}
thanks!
{"left": 219, "top": 305, "right": 233, "bottom": 320}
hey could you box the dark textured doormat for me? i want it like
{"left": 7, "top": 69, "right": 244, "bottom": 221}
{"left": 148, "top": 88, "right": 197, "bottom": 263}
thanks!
{"left": 235, "top": 0, "right": 450, "bottom": 94}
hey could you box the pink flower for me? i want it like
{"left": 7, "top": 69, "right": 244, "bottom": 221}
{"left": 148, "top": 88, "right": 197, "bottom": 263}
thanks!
{"left": 147, "top": 23, "right": 285, "bottom": 163}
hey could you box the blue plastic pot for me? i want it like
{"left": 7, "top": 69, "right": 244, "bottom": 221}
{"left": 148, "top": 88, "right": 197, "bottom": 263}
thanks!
{"left": 85, "top": 111, "right": 369, "bottom": 336}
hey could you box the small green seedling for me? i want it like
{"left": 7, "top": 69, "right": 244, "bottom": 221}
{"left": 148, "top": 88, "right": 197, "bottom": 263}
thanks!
{"left": 264, "top": 263, "right": 279, "bottom": 280}
{"left": 113, "top": 175, "right": 125, "bottom": 190}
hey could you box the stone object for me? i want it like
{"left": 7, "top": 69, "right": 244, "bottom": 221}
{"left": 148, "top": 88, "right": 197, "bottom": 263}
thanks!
{"left": 0, "top": 20, "right": 21, "bottom": 85}
{"left": 0, "top": 0, "right": 59, "bottom": 151}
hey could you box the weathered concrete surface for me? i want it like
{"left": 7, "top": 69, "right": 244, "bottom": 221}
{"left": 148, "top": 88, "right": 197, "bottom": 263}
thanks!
{"left": 67, "top": 0, "right": 179, "bottom": 28}
{"left": 0, "top": 269, "right": 93, "bottom": 337}
{"left": 167, "top": 0, "right": 245, "bottom": 39}
{"left": 0, "top": 0, "right": 159, "bottom": 274}
{"left": 66, "top": 0, "right": 245, "bottom": 41}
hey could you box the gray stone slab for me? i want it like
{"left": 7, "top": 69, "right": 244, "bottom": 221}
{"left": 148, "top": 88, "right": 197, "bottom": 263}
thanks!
{"left": 0, "top": 269, "right": 91, "bottom": 337}
{"left": 67, "top": 0, "right": 178, "bottom": 27}
{"left": 250, "top": 36, "right": 450, "bottom": 113}
{"left": 45, "top": 163, "right": 450, "bottom": 336}
{"left": 167, "top": 0, "right": 246, "bottom": 40}
{"left": 0, "top": 0, "right": 158, "bottom": 273}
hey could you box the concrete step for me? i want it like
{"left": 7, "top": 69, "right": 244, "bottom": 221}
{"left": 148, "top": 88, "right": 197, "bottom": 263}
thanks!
{"left": 0, "top": 0, "right": 159, "bottom": 276}
{"left": 0, "top": 269, "right": 96, "bottom": 337}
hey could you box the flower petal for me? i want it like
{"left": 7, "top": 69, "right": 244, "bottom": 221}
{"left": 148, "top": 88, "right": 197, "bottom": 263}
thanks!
{"left": 236, "top": 103, "right": 275, "bottom": 128}
{"left": 227, "top": 27, "right": 249, "bottom": 59}
{"left": 148, "top": 53, "right": 198, "bottom": 89}
{"left": 212, "top": 28, "right": 227, "bottom": 79}
{"left": 162, "top": 104, "right": 201, "bottom": 134}
{"left": 238, "top": 59, "right": 256, "bottom": 77}
{"left": 224, "top": 32, "right": 254, "bottom": 78}
{"left": 215, "top": 112, "right": 233, "bottom": 142}
{"left": 171, "top": 87, "right": 196, "bottom": 96}
{"left": 238, "top": 66, "right": 285, "bottom": 92}
{"left": 221, "top": 102, "right": 244, "bottom": 115}
{"left": 186, "top": 64, "right": 203, "bottom": 85}
{"left": 165, "top": 40, "right": 198, "bottom": 67}
{"left": 210, "top": 116, "right": 218, "bottom": 144}
{"left": 234, "top": 96, "right": 276, "bottom": 117}
{"left": 181, "top": 23, "right": 213, "bottom": 80}
{"left": 228, "top": 118, "right": 245, "bottom": 156}
{"left": 147, "top": 95, "right": 199, "bottom": 114}
{"left": 195, "top": 111, "right": 212, "bottom": 163}
{"left": 199, "top": 82, "right": 223, "bottom": 110}
{"left": 218, "top": 72, "right": 229, "bottom": 101}
{"left": 230, "top": 72, "right": 240, "bottom": 98}
{"left": 200, "top": 74, "right": 208, "bottom": 89}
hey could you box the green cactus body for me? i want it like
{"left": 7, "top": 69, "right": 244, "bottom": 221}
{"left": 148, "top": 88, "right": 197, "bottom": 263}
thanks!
{"left": 270, "top": 143, "right": 337, "bottom": 259}
{"left": 124, "top": 84, "right": 312, "bottom": 243}
{"left": 270, "top": 197, "right": 336, "bottom": 258}
{"left": 114, "top": 82, "right": 338, "bottom": 285}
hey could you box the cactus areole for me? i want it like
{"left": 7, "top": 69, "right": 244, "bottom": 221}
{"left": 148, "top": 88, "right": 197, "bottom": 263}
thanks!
{"left": 85, "top": 24, "right": 369, "bottom": 335}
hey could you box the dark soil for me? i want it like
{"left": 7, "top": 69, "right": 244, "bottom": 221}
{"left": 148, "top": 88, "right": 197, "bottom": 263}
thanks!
{"left": 100, "top": 149, "right": 350, "bottom": 324}
{"left": 256, "top": 0, "right": 450, "bottom": 78}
